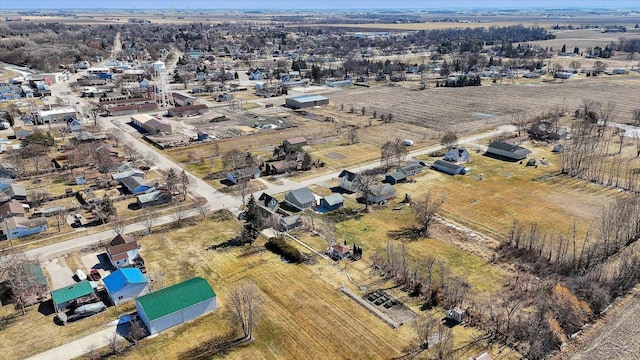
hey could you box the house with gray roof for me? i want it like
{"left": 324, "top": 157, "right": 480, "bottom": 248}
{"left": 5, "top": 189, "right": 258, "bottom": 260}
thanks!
{"left": 136, "top": 190, "right": 172, "bottom": 208}
{"left": 120, "top": 176, "right": 155, "bottom": 194}
{"left": 485, "top": 141, "right": 531, "bottom": 161}
{"left": 367, "top": 183, "right": 396, "bottom": 204}
{"left": 320, "top": 193, "right": 344, "bottom": 211}
{"left": 398, "top": 162, "right": 423, "bottom": 176}
{"left": 385, "top": 171, "right": 407, "bottom": 185}
{"left": 1, "top": 184, "right": 27, "bottom": 202}
{"left": 284, "top": 187, "right": 316, "bottom": 211}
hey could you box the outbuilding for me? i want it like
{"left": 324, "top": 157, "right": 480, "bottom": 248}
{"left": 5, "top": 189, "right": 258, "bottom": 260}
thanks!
{"left": 485, "top": 141, "right": 532, "bottom": 161}
{"left": 135, "top": 277, "right": 217, "bottom": 335}
{"left": 320, "top": 193, "right": 344, "bottom": 211}
{"left": 103, "top": 268, "right": 150, "bottom": 305}
{"left": 51, "top": 280, "right": 95, "bottom": 312}
{"left": 284, "top": 187, "right": 316, "bottom": 211}
{"left": 385, "top": 171, "right": 407, "bottom": 185}
{"left": 398, "top": 163, "right": 423, "bottom": 176}
{"left": 432, "top": 160, "right": 468, "bottom": 175}
{"left": 285, "top": 95, "right": 329, "bottom": 109}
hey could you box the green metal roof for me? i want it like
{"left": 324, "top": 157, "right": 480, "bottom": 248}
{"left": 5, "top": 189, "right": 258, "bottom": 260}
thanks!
{"left": 51, "top": 281, "right": 93, "bottom": 306}
{"left": 28, "top": 263, "right": 48, "bottom": 287}
{"left": 136, "top": 277, "right": 216, "bottom": 321}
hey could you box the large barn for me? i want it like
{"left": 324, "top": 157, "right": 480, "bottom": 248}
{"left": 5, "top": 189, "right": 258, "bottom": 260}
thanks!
{"left": 135, "top": 277, "right": 217, "bottom": 335}
{"left": 485, "top": 141, "right": 531, "bottom": 161}
{"left": 285, "top": 95, "right": 329, "bottom": 109}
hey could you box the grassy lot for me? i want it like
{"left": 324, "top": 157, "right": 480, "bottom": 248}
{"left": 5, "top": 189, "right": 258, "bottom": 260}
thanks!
{"left": 0, "top": 294, "right": 137, "bottom": 360}
{"left": 411, "top": 141, "right": 622, "bottom": 242}
{"left": 104, "top": 213, "right": 417, "bottom": 360}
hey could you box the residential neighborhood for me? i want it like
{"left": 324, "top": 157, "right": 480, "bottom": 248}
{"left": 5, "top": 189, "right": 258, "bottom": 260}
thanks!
{"left": 0, "top": 3, "right": 640, "bottom": 360}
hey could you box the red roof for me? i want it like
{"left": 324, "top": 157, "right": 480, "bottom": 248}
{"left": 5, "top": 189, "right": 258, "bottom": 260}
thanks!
{"left": 285, "top": 136, "right": 308, "bottom": 145}
{"left": 331, "top": 243, "right": 351, "bottom": 254}
{"left": 0, "top": 200, "right": 26, "bottom": 217}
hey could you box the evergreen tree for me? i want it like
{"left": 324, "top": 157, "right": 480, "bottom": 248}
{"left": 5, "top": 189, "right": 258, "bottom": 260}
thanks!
{"left": 241, "top": 195, "right": 264, "bottom": 244}
{"left": 302, "top": 152, "right": 312, "bottom": 170}
{"left": 99, "top": 194, "right": 117, "bottom": 224}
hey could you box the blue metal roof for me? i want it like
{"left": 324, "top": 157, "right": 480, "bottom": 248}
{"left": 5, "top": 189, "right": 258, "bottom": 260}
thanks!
{"left": 103, "top": 268, "right": 148, "bottom": 292}
{"left": 287, "top": 94, "right": 328, "bottom": 102}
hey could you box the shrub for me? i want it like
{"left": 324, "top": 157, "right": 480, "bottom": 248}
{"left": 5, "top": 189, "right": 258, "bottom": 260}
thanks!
{"left": 265, "top": 237, "right": 303, "bottom": 263}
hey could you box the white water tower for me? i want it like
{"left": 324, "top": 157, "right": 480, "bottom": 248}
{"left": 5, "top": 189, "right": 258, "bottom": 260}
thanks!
{"left": 154, "top": 61, "right": 170, "bottom": 108}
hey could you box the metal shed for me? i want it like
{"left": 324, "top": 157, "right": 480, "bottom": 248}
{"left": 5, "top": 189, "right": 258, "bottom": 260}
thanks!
{"left": 135, "top": 277, "right": 217, "bottom": 335}
{"left": 285, "top": 95, "right": 329, "bottom": 109}
{"left": 432, "top": 160, "right": 468, "bottom": 175}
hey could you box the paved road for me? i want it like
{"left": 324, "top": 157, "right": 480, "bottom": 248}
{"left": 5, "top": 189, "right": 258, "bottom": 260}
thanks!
{"left": 25, "top": 322, "right": 124, "bottom": 360}
{"left": 251, "top": 124, "right": 516, "bottom": 198}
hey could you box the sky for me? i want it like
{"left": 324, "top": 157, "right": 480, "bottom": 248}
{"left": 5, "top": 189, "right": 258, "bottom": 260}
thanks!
{"left": 2, "top": 0, "right": 639, "bottom": 10}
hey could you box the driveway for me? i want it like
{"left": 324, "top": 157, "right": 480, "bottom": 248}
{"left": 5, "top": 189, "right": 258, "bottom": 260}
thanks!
{"left": 80, "top": 252, "right": 111, "bottom": 283}
{"left": 42, "top": 257, "right": 75, "bottom": 289}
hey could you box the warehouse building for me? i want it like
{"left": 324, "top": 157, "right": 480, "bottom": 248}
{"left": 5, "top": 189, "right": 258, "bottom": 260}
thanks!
{"left": 285, "top": 94, "right": 329, "bottom": 109}
{"left": 135, "top": 277, "right": 217, "bottom": 334}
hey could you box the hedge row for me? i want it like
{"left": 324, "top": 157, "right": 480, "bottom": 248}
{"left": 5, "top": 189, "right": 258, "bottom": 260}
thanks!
{"left": 265, "top": 237, "right": 303, "bottom": 263}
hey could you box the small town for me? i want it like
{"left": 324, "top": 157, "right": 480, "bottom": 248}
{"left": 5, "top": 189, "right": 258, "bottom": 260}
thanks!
{"left": 1, "top": 1, "right": 640, "bottom": 359}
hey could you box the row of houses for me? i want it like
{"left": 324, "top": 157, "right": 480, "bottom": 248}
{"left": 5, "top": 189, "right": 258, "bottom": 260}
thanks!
{"left": 0, "top": 183, "right": 48, "bottom": 239}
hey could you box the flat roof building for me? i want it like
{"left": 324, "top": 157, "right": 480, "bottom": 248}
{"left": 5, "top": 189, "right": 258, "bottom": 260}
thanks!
{"left": 285, "top": 95, "right": 329, "bottom": 109}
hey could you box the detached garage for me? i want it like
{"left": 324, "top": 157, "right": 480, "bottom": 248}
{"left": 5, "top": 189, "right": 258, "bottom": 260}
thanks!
{"left": 285, "top": 94, "right": 329, "bottom": 109}
{"left": 135, "top": 277, "right": 217, "bottom": 335}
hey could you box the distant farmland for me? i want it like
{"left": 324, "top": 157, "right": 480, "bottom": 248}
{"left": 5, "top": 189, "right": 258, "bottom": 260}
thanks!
{"left": 327, "top": 76, "right": 640, "bottom": 133}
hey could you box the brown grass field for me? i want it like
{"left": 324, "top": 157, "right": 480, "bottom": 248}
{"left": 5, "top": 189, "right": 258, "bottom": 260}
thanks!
{"left": 410, "top": 141, "right": 624, "bottom": 242}
{"left": 326, "top": 75, "right": 640, "bottom": 135}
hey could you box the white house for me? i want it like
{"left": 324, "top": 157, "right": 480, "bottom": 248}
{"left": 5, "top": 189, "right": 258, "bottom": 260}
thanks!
{"left": 338, "top": 170, "right": 358, "bottom": 193}
{"left": 135, "top": 277, "right": 217, "bottom": 335}
{"left": 103, "top": 268, "right": 150, "bottom": 305}
{"left": 106, "top": 234, "right": 140, "bottom": 268}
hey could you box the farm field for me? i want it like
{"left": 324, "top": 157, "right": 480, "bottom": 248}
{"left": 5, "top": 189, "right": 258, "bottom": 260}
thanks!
{"left": 326, "top": 76, "right": 640, "bottom": 134}
{"left": 563, "top": 286, "right": 640, "bottom": 360}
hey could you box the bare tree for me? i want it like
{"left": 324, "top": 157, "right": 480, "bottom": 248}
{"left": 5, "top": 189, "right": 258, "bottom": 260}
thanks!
{"left": 171, "top": 201, "right": 190, "bottom": 225}
{"left": 107, "top": 128, "right": 122, "bottom": 147}
{"left": 192, "top": 196, "right": 209, "bottom": 221}
{"left": 52, "top": 211, "right": 66, "bottom": 232}
{"left": 110, "top": 216, "right": 126, "bottom": 235}
{"left": 633, "top": 108, "right": 640, "bottom": 127}
{"left": 320, "top": 218, "right": 338, "bottom": 246}
{"left": 222, "top": 149, "right": 247, "bottom": 171}
{"left": 93, "top": 148, "right": 115, "bottom": 174}
{"left": 433, "top": 323, "right": 453, "bottom": 360}
{"left": 440, "top": 130, "right": 458, "bottom": 150}
{"left": 380, "top": 141, "right": 395, "bottom": 169}
{"left": 393, "top": 138, "right": 408, "bottom": 166}
{"left": 347, "top": 127, "right": 359, "bottom": 145}
{"left": 511, "top": 108, "right": 528, "bottom": 136}
{"left": 109, "top": 333, "right": 121, "bottom": 356}
{"left": 83, "top": 106, "right": 101, "bottom": 126}
{"left": 178, "top": 170, "right": 191, "bottom": 201}
{"left": 6, "top": 253, "right": 43, "bottom": 316}
{"left": 413, "top": 191, "right": 444, "bottom": 237}
{"left": 136, "top": 207, "right": 159, "bottom": 235}
{"left": 413, "top": 313, "right": 438, "bottom": 351}
{"left": 229, "top": 282, "right": 262, "bottom": 340}
{"left": 354, "top": 173, "right": 377, "bottom": 211}
{"left": 165, "top": 168, "right": 179, "bottom": 194}
{"left": 143, "top": 151, "right": 159, "bottom": 167}
{"left": 129, "top": 318, "right": 147, "bottom": 346}
{"left": 360, "top": 106, "right": 366, "bottom": 116}
{"left": 121, "top": 141, "right": 141, "bottom": 162}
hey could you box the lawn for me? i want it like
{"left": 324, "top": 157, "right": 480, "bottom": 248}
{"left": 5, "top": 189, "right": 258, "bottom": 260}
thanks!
{"left": 410, "top": 141, "right": 623, "bottom": 242}
{"left": 107, "top": 213, "right": 416, "bottom": 360}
